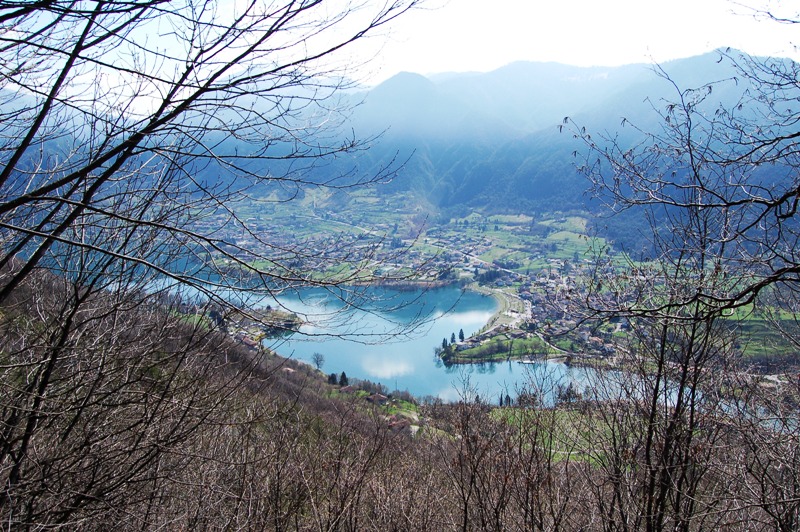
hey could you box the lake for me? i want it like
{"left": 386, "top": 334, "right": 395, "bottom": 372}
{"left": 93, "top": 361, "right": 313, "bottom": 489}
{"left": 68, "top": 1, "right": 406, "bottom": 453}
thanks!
{"left": 264, "top": 286, "right": 587, "bottom": 402}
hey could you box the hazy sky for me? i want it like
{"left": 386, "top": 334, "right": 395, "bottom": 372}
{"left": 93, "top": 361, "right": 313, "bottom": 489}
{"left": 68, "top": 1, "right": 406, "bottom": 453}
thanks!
{"left": 358, "top": 0, "right": 798, "bottom": 83}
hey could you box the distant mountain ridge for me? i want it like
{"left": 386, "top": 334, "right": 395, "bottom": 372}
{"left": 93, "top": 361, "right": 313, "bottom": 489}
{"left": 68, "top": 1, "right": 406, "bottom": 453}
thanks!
{"left": 343, "top": 51, "right": 758, "bottom": 215}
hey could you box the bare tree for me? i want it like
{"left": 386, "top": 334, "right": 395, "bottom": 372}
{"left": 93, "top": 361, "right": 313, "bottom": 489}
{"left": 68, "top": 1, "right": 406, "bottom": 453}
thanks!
{"left": 0, "top": 0, "right": 422, "bottom": 527}
{"left": 566, "top": 42, "right": 800, "bottom": 529}
{"left": 0, "top": 0, "right": 424, "bottom": 306}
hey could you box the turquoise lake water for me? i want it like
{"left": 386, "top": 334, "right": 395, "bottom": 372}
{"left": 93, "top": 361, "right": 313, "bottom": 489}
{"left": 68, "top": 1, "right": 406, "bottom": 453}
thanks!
{"left": 264, "top": 286, "right": 587, "bottom": 401}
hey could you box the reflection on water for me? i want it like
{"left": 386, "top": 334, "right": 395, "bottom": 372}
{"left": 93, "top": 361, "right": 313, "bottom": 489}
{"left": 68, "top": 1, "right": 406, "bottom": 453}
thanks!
{"left": 267, "top": 286, "right": 584, "bottom": 401}
{"left": 361, "top": 356, "right": 414, "bottom": 379}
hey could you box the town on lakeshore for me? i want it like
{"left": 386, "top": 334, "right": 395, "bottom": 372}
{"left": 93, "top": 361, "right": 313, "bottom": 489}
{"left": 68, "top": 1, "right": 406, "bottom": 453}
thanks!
{"left": 195, "top": 190, "right": 640, "bottom": 370}
{"left": 191, "top": 184, "right": 797, "bottom": 384}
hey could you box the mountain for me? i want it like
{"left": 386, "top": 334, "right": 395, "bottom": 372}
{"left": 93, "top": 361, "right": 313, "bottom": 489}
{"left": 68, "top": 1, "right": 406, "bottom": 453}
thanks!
{"left": 344, "top": 51, "right": 755, "bottom": 215}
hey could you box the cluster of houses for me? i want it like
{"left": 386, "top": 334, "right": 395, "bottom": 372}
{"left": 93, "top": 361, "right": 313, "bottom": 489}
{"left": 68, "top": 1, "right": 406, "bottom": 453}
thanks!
{"left": 197, "top": 206, "right": 623, "bottom": 361}
{"left": 198, "top": 209, "right": 450, "bottom": 284}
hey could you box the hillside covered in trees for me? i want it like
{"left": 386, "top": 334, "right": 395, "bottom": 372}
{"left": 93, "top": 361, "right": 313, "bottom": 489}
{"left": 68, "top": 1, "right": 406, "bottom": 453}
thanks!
{"left": 1, "top": 0, "right": 800, "bottom": 529}
{"left": 1, "top": 267, "right": 797, "bottom": 529}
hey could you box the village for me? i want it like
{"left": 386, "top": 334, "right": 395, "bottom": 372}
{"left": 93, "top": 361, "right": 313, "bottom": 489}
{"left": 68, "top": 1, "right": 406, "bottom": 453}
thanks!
{"left": 191, "top": 198, "right": 622, "bottom": 366}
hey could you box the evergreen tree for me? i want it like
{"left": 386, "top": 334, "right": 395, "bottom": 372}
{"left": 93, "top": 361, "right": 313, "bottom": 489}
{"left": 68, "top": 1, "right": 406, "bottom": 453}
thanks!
{"left": 339, "top": 372, "right": 349, "bottom": 387}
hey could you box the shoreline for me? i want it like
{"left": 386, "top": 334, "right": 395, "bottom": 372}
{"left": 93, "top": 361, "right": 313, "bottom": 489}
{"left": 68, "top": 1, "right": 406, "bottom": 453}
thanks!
{"left": 467, "top": 283, "right": 508, "bottom": 309}
{"left": 356, "top": 279, "right": 461, "bottom": 291}
{"left": 461, "top": 283, "right": 511, "bottom": 332}
{"left": 353, "top": 279, "right": 512, "bottom": 337}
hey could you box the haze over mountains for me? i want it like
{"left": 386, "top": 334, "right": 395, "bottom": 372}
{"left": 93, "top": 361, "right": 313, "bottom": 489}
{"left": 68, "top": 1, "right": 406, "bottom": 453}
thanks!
{"left": 343, "top": 51, "right": 754, "bottom": 217}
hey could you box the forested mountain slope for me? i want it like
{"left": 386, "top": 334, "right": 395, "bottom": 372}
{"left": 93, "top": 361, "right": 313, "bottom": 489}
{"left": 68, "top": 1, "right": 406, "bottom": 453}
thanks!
{"left": 343, "top": 52, "right": 757, "bottom": 216}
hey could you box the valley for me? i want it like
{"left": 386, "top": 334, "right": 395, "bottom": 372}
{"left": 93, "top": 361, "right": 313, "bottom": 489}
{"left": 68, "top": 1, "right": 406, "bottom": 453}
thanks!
{"left": 205, "top": 186, "right": 800, "bottom": 379}
{"left": 4, "top": 0, "right": 800, "bottom": 525}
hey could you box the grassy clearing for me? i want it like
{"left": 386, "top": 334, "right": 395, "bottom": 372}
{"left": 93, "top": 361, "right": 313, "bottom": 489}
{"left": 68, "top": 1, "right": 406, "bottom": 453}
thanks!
{"left": 490, "top": 406, "right": 608, "bottom": 464}
{"left": 450, "top": 334, "right": 560, "bottom": 363}
{"left": 386, "top": 399, "right": 420, "bottom": 421}
{"left": 733, "top": 318, "right": 798, "bottom": 360}
{"left": 488, "top": 214, "right": 534, "bottom": 225}
{"left": 540, "top": 216, "right": 588, "bottom": 232}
